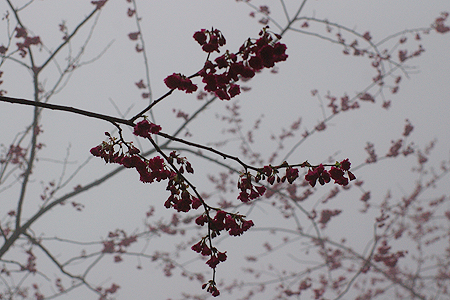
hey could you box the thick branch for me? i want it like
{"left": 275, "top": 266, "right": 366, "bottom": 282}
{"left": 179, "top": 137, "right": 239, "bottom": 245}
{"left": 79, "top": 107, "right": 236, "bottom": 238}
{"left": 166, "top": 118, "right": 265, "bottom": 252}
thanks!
{"left": 0, "top": 96, "right": 134, "bottom": 127}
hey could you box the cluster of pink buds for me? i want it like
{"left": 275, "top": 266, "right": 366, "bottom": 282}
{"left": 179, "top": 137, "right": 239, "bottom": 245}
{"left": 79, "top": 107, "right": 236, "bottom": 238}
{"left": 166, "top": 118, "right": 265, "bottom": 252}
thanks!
{"left": 164, "top": 27, "right": 288, "bottom": 100}
{"left": 14, "top": 26, "right": 41, "bottom": 58}
{"left": 305, "top": 159, "right": 356, "bottom": 187}
{"left": 373, "top": 240, "right": 407, "bottom": 267}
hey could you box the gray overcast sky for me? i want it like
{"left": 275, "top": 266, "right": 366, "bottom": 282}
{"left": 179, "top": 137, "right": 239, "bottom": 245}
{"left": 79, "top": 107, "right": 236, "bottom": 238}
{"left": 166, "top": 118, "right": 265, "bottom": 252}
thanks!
{"left": 1, "top": 0, "right": 449, "bottom": 299}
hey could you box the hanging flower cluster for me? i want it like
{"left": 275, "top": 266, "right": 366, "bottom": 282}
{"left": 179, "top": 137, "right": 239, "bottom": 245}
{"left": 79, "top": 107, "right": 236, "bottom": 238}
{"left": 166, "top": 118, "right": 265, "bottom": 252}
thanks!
{"left": 164, "top": 151, "right": 200, "bottom": 212}
{"left": 192, "top": 209, "right": 254, "bottom": 296}
{"left": 237, "top": 173, "right": 266, "bottom": 202}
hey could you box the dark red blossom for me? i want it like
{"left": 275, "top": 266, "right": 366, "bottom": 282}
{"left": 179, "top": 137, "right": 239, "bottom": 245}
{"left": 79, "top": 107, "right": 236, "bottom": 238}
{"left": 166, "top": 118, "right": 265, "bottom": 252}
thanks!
{"left": 340, "top": 158, "right": 351, "bottom": 171}
{"left": 164, "top": 73, "right": 197, "bottom": 93}
{"left": 195, "top": 29, "right": 226, "bottom": 53}
{"left": 215, "top": 55, "right": 228, "bottom": 68}
{"left": 259, "top": 44, "right": 275, "bottom": 67}
{"left": 214, "top": 89, "right": 230, "bottom": 100}
{"left": 191, "top": 241, "right": 203, "bottom": 253}
{"left": 386, "top": 139, "right": 403, "bottom": 157}
{"left": 191, "top": 240, "right": 213, "bottom": 257}
{"left": 173, "top": 196, "right": 191, "bottom": 212}
{"left": 15, "top": 33, "right": 42, "bottom": 58}
{"left": 305, "top": 164, "right": 330, "bottom": 187}
{"left": 191, "top": 197, "right": 202, "bottom": 209}
{"left": 399, "top": 50, "right": 408, "bottom": 62}
{"left": 403, "top": 119, "right": 414, "bottom": 137}
{"left": 329, "top": 167, "right": 348, "bottom": 186}
{"left": 195, "top": 214, "right": 207, "bottom": 226}
{"left": 90, "top": 145, "right": 102, "bottom": 157}
{"left": 133, "top": 119, "right": 161, "bottom": 138}
{"left": 249, "top": 55, "right": 263, "bottom": 70}
{"left": 237, "top": 174, "right": 265, "bottom": 202}
{"left": 217, "top": 251, "right": 227, "bottom": 262}
{"left": 193, "top": 30, "right": 207, "bottom": 45}
{"left": 102, "top": 241, "right": 115, "bottom": 253}
{"left": 205, "top": 284, "right": 220, "bottom": 297}
{"left": 228, "top": 84, "right": 240, "bottom": 97}
{"left": 284, "top": 167, "right": 299, "bottom": 184}
{"left": 305, "top": 159, "right": 355, "bottom": 187}
{"left": 206, "top": 255, "right": 220, "bottom": 268}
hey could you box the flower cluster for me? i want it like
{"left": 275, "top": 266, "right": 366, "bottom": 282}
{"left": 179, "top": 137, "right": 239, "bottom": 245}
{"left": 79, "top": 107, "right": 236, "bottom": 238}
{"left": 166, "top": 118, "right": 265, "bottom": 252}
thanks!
{"left": 202, "top": 281, "right": 220, "bottom": 297}
{"left": 90, "top": 130, "right": 172, "bottom": 184}
{"left": 163, "top": 152, "right": 201, "bottom": 212}
{"left": 164, "top": 181, "right": 201, "bottom": 212}
{"left": 284, "top": 167, "right": 299, "bottom": 184}
{"left": 15, "top": 26, "right": 42, "bottom": 58}
{"left": 90, "top": 132, "right": 203, "bottom": 214}
{"left": 163, "top": 73, "right": 198, "bottom": 93}
{"left": 191, "top": 239, "right": 227, "bottom": 269}
{"left": 164, "top": 27, "right": 288, "bottom": 100}
{"left": 132, "top": 119, "right": 161, "bottom": 138}
{"left": 373, "top": 240, "right": 407, "bottom": 267}
{"left": 196, "top": 210, "right": 254, "bottom": 237}
{"left": 101, "top": 229, "right": 138, "bottom": 264}
{"left": 89, "top": 141, "right": 118, "bottom": 164}
{"left": 193, "top": 28, "right": 226, "bottom": 53}
{"left": 237, "top": 173, "right": 266, "bottom": 202}
{"left": 192, "top": 209, "right": 253, "bottom": 296}
{"left": 90, "top": 142, "right": 172, "bottom": 184}
{"left": 318, "top": 209, "right": 342, "bottom": 228}
{"left": 305, "top": 159, "right": 356, "bottom": 187}
{"left": 256, "top": 163, "right": 299, "bottom": 186}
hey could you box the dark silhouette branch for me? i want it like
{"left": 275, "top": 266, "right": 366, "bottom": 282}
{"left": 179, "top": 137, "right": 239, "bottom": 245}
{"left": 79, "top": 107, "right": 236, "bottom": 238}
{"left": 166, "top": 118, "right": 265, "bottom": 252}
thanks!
{"left": 0, "top": 95, "right": 134, "bottom": 127}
